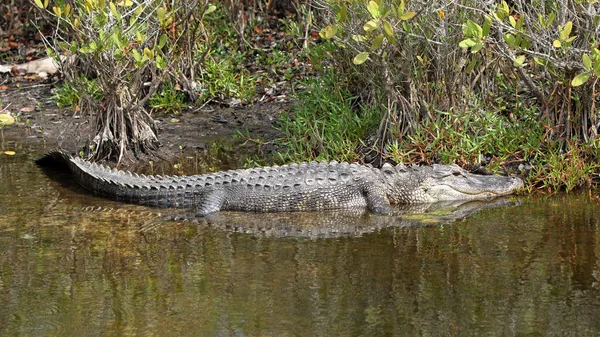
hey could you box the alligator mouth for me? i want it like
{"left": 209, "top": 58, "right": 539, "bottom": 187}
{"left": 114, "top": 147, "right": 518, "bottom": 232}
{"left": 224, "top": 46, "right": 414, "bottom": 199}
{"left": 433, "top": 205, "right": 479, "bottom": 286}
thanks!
{"left": 444, "top": 177, "right": 523, "bottom": 196}
{"left": 434, "top": 176, "right": 523, "bottom": 200}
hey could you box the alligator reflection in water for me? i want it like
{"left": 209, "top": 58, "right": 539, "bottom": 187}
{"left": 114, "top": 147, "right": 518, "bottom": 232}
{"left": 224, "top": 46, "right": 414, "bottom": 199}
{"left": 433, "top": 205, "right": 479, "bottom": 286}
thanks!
{"left": 69, "top": 198, "right": 519, "bottom": 238}
{"left": 166, "top": 198, "right": 520, "bottom": 238}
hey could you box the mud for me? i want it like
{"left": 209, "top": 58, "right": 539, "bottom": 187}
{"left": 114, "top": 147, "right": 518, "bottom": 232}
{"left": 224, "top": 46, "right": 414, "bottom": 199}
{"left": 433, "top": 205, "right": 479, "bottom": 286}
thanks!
{"left": 0, "top": 78, "right": 290, "bottom": 170}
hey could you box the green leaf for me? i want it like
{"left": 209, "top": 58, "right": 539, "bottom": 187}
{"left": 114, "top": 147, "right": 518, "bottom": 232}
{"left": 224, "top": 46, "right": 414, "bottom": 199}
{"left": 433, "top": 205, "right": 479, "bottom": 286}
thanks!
{"left": 352, "top": 35, "right": 368, "bottom": 42}
{"left": 503, "top": 34, "right": 516, "bottom": 47}
{"left": 45, "top": 47, "right": 56, "bottom": 58}
{"left": 363, "top": 19, "right": 379, "bottom": 32}
{"left": 117, "top": 0, "right": 132, "bottom": 7}
{"left": 157, "top": 7, "right": 166, "bottom": 22}
{"left": 471, "top": 41, "right": 483, "bottom": 53}
{"left": 158, "top": 34, "right": 168, "bottom": 49}
{"left": 466, "top": 20, "right": 483, "bottom": 38}
{"left": 397, "top": 0, "right": 405, "bottom": 16}
{"left": 516, "top": 15, "right": 524, "bottom": 30}
{"left": 52, "top": 6, "right": 62, "bottom": 17}
{"left": 353, "top": 52, "right": 369, "bottom": 65}
{"left": 371, "top": 34, "right": 384, "bottom": 51}
{"left": 547, "top": 12, "right": 556, "bottom": 27}
{"left": 34, "top": 0, "right": 44, "bottom": 8}
{"left": 513, "top": 55, "right": 525, "bottom": 67}
{"left": 0, "top": 114, "right": 15, "bottom": 126}
{"left": 553, "top": 39, "right": 561, "bottom": 48}
{"left": 205, "top": 5, "right": 216, "bottom": 15}
{"left": 109, "top": 2, "right": 121, "bottom": 21}
{"left": 560, "top": 21, "right": 573, "bottom": 41}
{"left": 320, "top": 25, "right": 337, "bottom": 39}
{"left": 533, "top": 57, "right": 547, "bottom": 66}
{"left": 337, "top": 5, "right": 348, "bottom": 22}
{"left": 367, "top": 1, "right": 380, "bottom": 19}
{"left": 144, "top": 47, "right": 154, "bottom": 59}
{"left": 583, "top": 54, "right": 592, "bottom": 70}
{"left": 399, "top": 11, "right": 416, "bottom": 20}
{"left": 383, "top": 21, "right": 393, "bottom": 37}
{"left": 538, "top": 13, "right": 545, "bottom": 28}
{"left": 566, "top": 36, "right": 577, "bottom": 43}
{"left": 571, "top": 72, "right": 591, "bottom": 87}
{"left": 459, "top": 38, "right": 478, "bottom": 48}
{"left": 482, "top": 17, "right": 491, "bottom": 37}
{"left": 132, "top": 49, "right": 142, "bottom": 62}
{"left": 156, "top": 55, "right": 166, "bottom": 69}
{"left": 111, "top": 32, "right": 122, "bottom": 49}
{"left": 509, "top": 16, "right": 516, "bottom": 28}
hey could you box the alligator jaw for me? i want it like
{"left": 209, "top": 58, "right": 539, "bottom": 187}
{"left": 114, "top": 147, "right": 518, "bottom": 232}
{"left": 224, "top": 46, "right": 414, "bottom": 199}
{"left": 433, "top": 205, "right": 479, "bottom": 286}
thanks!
{"left": 423, "top": 167, "right": 523, "bottom": 202}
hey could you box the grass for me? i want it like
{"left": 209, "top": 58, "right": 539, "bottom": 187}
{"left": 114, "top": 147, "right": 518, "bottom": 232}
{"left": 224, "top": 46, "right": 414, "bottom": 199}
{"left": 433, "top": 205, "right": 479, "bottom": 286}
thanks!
{"left": 198, "top": 57, "right": 256, "bottom": 104}
{"left": 149, "top": 81, "right": 186, "bottom": 114}
{"left": 51, "top": 76, "right": 102, "bottom": 108}
{"left": 274, "top": 70, "right": 379, "bottom": 163}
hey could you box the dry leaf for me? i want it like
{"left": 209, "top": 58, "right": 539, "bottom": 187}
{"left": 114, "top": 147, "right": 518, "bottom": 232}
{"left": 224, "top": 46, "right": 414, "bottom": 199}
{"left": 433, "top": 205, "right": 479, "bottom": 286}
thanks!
{"left": 20, "top": 106, "right": 35, "bottom": 112}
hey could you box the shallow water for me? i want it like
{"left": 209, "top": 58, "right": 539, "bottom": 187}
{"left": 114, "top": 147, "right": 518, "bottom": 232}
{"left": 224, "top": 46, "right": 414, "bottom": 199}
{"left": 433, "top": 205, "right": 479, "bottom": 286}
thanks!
{"left": 2, "top": 146, "right": 600, "bottom": 336}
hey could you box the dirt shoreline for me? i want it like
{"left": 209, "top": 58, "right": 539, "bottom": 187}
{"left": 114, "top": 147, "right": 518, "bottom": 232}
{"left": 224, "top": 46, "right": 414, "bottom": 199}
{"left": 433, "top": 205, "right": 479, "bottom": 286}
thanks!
{"left": 1, "top": 80, "right": 289, "bottom": 170}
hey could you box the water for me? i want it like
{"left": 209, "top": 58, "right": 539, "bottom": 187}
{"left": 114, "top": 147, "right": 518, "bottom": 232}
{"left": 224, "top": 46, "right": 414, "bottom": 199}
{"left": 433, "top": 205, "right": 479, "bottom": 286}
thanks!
{"left": 2, "top": 146, "right": 600, "bottom": 336}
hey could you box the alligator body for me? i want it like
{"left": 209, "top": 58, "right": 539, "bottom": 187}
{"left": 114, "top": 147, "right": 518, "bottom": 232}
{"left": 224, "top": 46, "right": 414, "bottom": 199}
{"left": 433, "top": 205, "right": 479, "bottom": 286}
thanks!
{"left": 36, "top": 151, "right": 523, "bottom": 216}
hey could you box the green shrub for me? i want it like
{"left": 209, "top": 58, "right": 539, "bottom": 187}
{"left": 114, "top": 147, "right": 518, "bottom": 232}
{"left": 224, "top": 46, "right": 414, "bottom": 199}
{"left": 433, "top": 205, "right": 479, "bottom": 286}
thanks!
{"left": 388, "top": 101, "right": 544, "bottom": 168}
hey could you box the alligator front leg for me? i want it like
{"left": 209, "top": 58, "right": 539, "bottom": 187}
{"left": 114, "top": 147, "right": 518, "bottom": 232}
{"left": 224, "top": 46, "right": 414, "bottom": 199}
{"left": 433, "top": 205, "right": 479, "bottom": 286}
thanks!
{"left": 363, "top": 185, "right": 393, "bottom": 215}
{"left": 196, "top": 189, "right": 226, "bottom": 216}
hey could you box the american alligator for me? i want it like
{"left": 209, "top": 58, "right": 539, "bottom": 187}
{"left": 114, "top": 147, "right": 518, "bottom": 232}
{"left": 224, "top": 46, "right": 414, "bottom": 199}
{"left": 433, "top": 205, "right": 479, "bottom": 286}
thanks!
{"left": 36, "top": 150, "right": 523, "bottom": 216}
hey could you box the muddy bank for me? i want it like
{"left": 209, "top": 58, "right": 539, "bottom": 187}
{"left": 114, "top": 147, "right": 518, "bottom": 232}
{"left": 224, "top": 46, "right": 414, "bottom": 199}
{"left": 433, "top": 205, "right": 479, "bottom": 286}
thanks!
{"left": 1, "top": 80, "right": 290, "bottom": 171}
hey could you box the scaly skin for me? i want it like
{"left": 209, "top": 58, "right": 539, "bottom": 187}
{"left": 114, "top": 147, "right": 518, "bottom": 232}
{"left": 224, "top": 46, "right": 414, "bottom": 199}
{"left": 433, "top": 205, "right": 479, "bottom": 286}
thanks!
{"left": 36, "top": 150, "right": 523, "bottom": 216}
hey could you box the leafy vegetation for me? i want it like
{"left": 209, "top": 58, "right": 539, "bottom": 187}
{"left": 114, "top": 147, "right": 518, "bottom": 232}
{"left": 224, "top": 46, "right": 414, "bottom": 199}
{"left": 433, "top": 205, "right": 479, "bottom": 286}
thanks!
{"left": 275, "top": 70, "right": 379, "bottom": 163}
{"left": 25, "top": 0, "right": 600, "bottom": 192}
{"left": 303, "top": 0, "right": 600, "bottom": 192}
{"left": 51, "top": 76, "right": 102, "bottom": 108}
{"left": 148, "top": 82, "right": 185, "bottom": 114}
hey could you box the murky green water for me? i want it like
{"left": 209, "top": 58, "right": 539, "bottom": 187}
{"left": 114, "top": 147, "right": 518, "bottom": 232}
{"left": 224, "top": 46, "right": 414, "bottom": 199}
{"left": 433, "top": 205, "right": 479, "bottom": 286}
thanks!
{"left": 2, "top": 146, "right": 600, "bottom": 336}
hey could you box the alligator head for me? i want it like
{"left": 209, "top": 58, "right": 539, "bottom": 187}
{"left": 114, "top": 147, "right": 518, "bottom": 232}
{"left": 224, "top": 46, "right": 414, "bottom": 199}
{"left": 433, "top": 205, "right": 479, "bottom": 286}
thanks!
{"left": 383, "top": 163, "right": 523, "bottom": 204}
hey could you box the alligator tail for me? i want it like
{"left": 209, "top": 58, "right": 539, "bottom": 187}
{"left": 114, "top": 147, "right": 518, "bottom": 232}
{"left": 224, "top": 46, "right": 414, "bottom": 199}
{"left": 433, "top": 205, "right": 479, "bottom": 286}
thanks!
{"left": 36, "top": 150, "right": 109, "bottom": 194}
{"left": 35, "top": 150, "right": 73, "bottom": 171}
{"left": 36, "top": 150, "right": 186, "bottom": 208}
